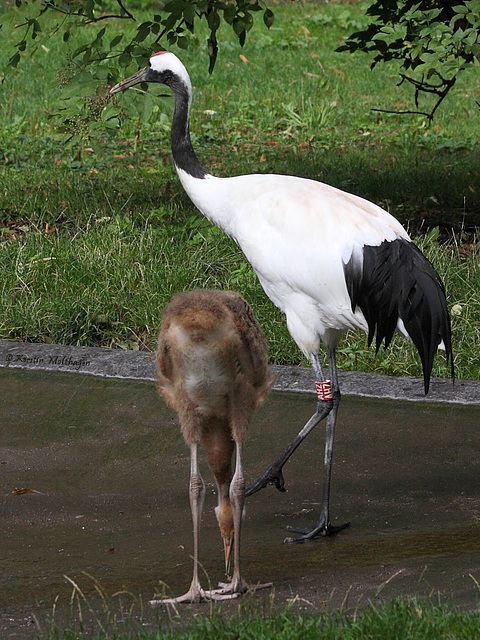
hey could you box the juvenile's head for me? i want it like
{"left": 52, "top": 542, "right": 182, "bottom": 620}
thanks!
{"left": 215, "top": 502, "right": 234, "bottom": 574}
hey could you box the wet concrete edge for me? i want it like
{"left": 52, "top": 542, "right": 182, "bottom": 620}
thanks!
{"left": 0, "top": 339, "right": 478, "bottom": 405}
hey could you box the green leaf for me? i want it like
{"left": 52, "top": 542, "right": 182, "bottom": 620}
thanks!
{"left": 164, "top": 0, "right": 185, "bottom": 12}
{"left": 118, "top": 51, "right": 132, "bottom": 67}
{"left": 135, "top": 23, "right": 152, "bottom": 43}
{"left": 223, "top": 4, "right": 236, "bottom": 25}
{"left": 263, "top": 8, "right": 274, "bottom": 29}
{"left": 177, "top": 35, "right": 189, "bottom": 50}
{"left": 110, "top": 35, "right": 123, "bottom": 48}
{"left": 183, "top": 3, "right": 196, "bottom": 24}
{"left": 233, "top": 17, "right": 245, "bottom": 38}
{"left": 207, "top": 10, "right": 220, "bottom": 32}
{"left": 9, "top": 51, "right": 21, "bottom": 68}
{"left": 243, "top": 12, "right": 254, "bottom": 31}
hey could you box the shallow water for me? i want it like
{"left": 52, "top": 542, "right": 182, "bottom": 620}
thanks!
{"left": 2, "top": 368, "right": 480, "bottom": 637}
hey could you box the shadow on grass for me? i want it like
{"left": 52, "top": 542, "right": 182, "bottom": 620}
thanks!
{"left": 3, "top": 137, "right": 478, "bottom": 237}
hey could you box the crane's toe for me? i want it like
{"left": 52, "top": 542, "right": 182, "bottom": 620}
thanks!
{"left": 209, "top": 579, "right": 273, "bottom": 599}
{"left": 152, "top": 580, "right": 272, "bottom": 605}
{"left": 245, "top": 465, "right": 286, "bottom": 497}
{"left": 284, "top": 520, "right": 350, "bottom": 543}
{"left": 150, "top": 585, "right": 242, "bottom": 604}
{"left": 150, "top": 586, "right": 208, "bottom": 605}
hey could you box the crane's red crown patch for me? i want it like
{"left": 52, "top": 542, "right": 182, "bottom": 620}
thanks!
{"left": 152, "top": 51, "right": 168, "bottom": 57}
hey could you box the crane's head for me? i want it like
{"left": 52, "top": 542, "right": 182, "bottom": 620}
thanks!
{"left": 215, "top": 502, "right": 234, "bottom": 575}
{"left": 109, "top": 51, "right": 191, "bottom": 96}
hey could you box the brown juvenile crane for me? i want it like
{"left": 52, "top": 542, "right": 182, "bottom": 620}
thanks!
{"left": 153, "top": 289, "right": 275, "bottom": 604}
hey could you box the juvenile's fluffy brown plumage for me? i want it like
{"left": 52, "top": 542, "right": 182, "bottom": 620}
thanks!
{"left": 153, "top": 289, "right": 274, "bottom": 604}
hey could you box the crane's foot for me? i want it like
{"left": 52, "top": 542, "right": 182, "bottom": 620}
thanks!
{"left": 284, "top": 519, "right": 350, "bottom": 543}
{"left": 214, "top": 578, "right": 273, "bottom": 599}
{"left": 150, "top": 586, "right": 239, "bottom": 604}
{"left": 151, "top": 580, "right": 272, "bottom": 604}
{"left": 150, "top": 586, "right": 209, "bottom": 605}
{"left": 245, "top": 464, "right": 286, "bottom": 497}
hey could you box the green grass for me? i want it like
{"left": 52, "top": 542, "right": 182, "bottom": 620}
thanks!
{"left": 35, "top": 598, "right": 480, "bottom": 639}
{"left": 156, "top": 603, "right": 480, "bottom": 640}
{"left": 1, "top": 1, "right": 480, "bottom": 381}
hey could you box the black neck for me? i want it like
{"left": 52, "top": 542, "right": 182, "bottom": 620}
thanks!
{"left": 167, "top": 75, "right": 207, "bottom": 179}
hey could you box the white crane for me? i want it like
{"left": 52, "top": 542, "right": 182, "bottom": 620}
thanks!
{"left": 110, "top": 52, "right": 454, "bottom": 543}
{"left": 153, "top": 289, "right": 274, "bottom": 603}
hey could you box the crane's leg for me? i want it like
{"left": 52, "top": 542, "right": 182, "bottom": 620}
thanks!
{"left": 245, "top": 353, "right": 334, "bottom": 497}
{"left": 151, "top": 441, "right": 207, "bottom": 604}
{"left": 213, "top": 441, "right": 272, "bottom": 598}
{"left": 285, "top": 348, "right": 349, "bottom": 541}
{"left": 227, "top": 441, "right": 246, "bottom": 592}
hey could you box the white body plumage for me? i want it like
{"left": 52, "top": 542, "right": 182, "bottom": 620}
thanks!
{"left": 177, "top": 168, "right": 410, "bottom": 355}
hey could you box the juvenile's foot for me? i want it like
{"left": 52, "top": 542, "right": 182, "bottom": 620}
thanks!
{"left": 151, "top": 580, "right": 272, "bottom": 604}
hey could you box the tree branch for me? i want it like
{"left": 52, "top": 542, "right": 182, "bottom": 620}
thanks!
{"left": 43, "top": 1, "right": 135, "bottom": 23}
{"left": 371, "top": 107, "right": 432, "bottom": 118}
{"left": 115, "top": 0, "right": 135, "bottom": 20}
{"left": 85, "top": 13, "right": 135, "bottom": 23}
{"left": 373, "top": 75, "right": 455, "bottom": 122}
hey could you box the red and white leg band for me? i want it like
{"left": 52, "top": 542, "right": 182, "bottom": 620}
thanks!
{"left": 316, "top": 380, "right": 332, "bottom": 401}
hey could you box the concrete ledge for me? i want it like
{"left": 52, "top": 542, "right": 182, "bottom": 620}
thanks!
{"left": 0, "top": 339, "right": 478, "bottom": 405}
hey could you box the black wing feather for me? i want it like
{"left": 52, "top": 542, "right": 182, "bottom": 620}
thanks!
{"left": 344, "top": 238, "right": 454, "bottom": 393}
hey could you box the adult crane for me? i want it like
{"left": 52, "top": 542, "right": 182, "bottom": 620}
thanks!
{"left": 110, "top": 52, "right": 454, "bottom": 543}
{"left": 154, "top": 289, "right": 274, "bottom": 603}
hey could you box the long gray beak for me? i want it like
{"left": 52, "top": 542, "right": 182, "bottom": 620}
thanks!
{"left": 109, "top": 66, "right": 148, "bottom": 95}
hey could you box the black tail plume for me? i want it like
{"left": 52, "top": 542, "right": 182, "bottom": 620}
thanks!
{"left": 344, "top": 238, "right": 454, "bottom": 393}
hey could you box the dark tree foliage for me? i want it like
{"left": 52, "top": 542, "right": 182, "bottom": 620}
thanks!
{"left": 339, "top": 0, "right": 480, "bottom": 120}
{"left": 3, "top": 0, "right": 274, "bottom": 73}
{"left": 0, "top": 0, "right": 274, "bottom": 143}
{"left": 2, "top": 0, "right": 479, "bottom": 142}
